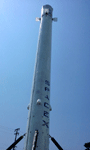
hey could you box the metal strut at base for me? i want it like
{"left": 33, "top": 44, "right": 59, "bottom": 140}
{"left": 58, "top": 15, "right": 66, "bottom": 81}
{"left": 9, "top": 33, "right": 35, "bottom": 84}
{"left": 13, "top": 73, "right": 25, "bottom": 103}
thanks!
{"left": 32, "top": 130, "right": 38, "bottom": 150}
{"left": 6, "top": 134, "right": 26, "bottom": 150}
{"left": 84, "top": 142, "right": 90, "bottom": 150}
{"left": 49, "top": 135, "right": 63, "bottom": 150}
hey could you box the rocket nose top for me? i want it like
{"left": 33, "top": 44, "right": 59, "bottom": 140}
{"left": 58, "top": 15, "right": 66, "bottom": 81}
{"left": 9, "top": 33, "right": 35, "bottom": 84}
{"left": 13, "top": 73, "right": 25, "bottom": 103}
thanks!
{"left": 41, "top": 4, "right": 53, "bottom": 17}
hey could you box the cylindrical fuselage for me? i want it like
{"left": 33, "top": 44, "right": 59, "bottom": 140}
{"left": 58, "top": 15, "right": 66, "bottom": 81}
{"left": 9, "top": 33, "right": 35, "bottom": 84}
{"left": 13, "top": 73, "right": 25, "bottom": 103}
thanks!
{"left": 24, "top": 5, "right": 53, "bottom": 150}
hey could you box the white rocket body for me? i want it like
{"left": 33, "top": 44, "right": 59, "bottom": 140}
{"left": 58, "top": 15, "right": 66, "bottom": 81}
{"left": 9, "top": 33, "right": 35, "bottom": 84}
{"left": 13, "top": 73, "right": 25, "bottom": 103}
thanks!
{"left": 24, "top": 5, "right": 53, "bottom": 150}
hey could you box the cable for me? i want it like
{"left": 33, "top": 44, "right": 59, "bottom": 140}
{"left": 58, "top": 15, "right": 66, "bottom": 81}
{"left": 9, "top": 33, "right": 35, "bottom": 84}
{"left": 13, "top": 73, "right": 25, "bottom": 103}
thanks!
{"left": 0, "top": 124, "right": 25, "bottom": 134}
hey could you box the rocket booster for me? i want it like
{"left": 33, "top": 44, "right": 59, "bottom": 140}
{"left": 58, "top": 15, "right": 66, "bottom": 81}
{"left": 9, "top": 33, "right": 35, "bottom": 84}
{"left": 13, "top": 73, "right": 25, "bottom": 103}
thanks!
{"left": 24, "top": 5, "right": 56, "bottom": 150}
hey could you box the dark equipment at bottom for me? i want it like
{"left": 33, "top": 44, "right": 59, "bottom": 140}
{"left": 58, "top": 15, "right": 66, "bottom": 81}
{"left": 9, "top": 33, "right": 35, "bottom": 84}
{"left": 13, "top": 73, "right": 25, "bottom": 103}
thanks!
{"left": 49, "top": 135, "right": 63, "bottom": 150}
{"left": 84, "top": 142, "right": 90, "bottom": 150}
{"left": 6, "top": 134, "right": 26, "bottom": 150}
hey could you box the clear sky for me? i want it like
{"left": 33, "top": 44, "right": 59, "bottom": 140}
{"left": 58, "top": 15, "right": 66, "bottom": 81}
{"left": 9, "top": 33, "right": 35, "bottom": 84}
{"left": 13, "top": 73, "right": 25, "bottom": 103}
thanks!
{"left": 0, "top": 0, "right": 90, "bottom": 150}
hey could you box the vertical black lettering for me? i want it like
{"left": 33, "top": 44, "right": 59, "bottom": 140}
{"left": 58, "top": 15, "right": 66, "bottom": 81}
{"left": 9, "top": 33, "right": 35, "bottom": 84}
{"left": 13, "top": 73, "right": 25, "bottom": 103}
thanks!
{"left": 44, "top": 102, "right": 49, "bottom": 109}
{"left": 44, "top": 111, "right": 49, "bottom": 118}
{"left": 42, "top": 120, "right": 49, "bottom": 128}
{"left": 45, "top": 87, "right": 50, "bottom": 91}
{"left": 45, "top": 95, "right": 49, "bottom": 100}
{"left": 45, "top": 80, "right": 50, "bottom": 86}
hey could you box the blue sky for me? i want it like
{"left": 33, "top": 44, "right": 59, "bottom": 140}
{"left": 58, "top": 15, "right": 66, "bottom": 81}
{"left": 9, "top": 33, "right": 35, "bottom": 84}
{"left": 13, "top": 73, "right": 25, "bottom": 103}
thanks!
{"left": 0, "top": 0, "right": 90, "bottom": 150}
